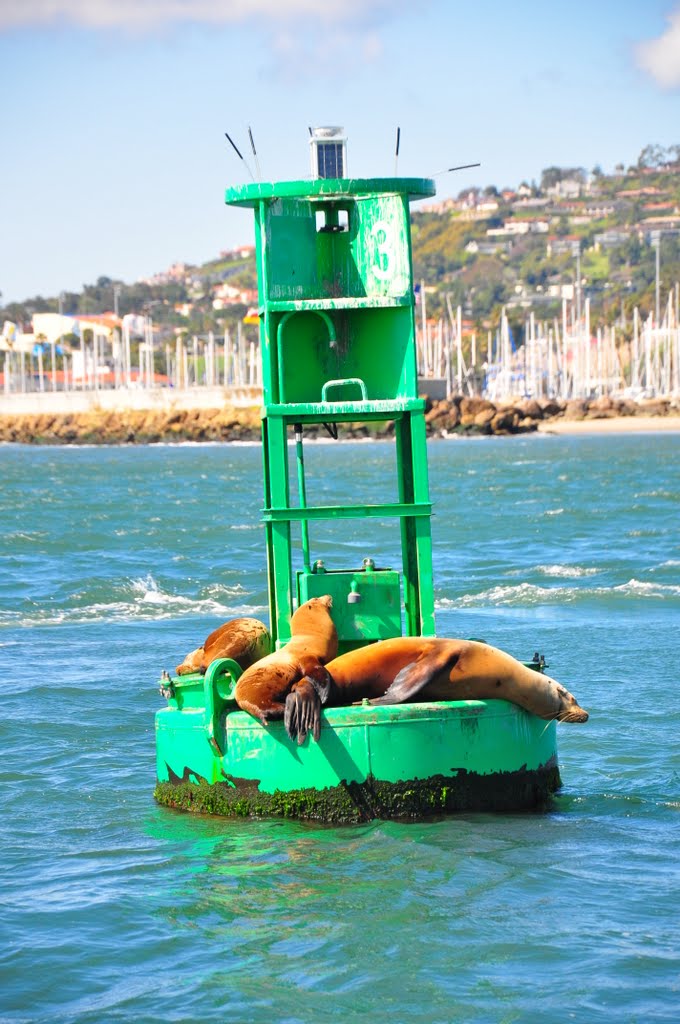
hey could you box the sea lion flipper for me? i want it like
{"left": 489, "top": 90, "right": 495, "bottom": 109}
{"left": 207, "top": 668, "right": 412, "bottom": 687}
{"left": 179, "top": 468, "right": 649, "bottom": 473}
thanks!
{"left": 285, "top": 677, "right": 323, "bottom": 745}
{"left": 284, "top": 689, "right": 298, "bottom": 741}
{"left": 369, "top": 645, "right": 458, "bottom": 705}
{"left": 298, "top": 659, "right": 332, "bottom": 704}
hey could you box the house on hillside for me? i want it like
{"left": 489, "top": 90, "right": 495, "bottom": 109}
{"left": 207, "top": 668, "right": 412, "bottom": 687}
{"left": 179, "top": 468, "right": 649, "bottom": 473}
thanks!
{"left": 545, "top": 178, "right": 584, "bottom": 199}
{"left": 487, "top": 219, "right": 549, "bottom": 238}
{"left": 546, "top": 236, "right": 580, "bottom": 256}
{"left": 139, "top": 262, "right": 190, "bottom": 287}
{"left": 616, "top": 186, "right": 666, "bottom": 199}
{"left": 465, "top": 239, "right": 513, "bottom": 255}
{"left": 593, "top": 229, "right": 632, "bottom": 250}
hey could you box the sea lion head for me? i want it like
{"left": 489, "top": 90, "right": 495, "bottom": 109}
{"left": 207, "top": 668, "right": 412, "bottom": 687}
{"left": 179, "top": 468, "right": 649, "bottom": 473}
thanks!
{"left": 554, "top": 683, "right": 589, "bottom": 723}
{"left": 291, "top": 594, "right": 333, "bottom": 628}
{"left": 290, "top": 595, "right": 338, "bottom": 656}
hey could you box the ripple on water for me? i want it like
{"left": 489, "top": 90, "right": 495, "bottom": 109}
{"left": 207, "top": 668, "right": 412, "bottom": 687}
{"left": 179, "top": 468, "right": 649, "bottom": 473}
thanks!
{"left": 1, "top": 436, "right": 679, "bottom": 1023}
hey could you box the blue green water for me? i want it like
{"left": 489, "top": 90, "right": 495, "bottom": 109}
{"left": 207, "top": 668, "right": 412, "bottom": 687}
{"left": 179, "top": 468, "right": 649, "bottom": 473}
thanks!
{"left": 1, "top": 434, "right": 679, "bottom": 1023}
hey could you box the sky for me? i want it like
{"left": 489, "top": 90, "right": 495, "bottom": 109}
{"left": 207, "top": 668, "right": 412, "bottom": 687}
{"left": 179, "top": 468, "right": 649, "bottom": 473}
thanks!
{"left": 2, "top": 0, "right": 680, "bottom": 305}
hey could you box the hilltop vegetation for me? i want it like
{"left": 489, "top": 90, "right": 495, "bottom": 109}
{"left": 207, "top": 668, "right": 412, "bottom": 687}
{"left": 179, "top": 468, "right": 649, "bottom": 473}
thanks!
{"left": 3, "top": 144, "right": 679, "bottom": 347}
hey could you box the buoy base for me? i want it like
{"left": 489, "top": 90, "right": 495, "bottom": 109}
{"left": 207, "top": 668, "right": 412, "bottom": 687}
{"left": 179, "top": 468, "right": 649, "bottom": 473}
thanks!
{"left": 154, "top": 763, "right": 561, "bottom": 824}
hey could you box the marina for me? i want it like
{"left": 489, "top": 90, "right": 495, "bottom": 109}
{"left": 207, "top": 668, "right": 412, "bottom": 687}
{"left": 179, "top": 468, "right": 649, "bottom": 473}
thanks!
{"left": 3, "top": 290, "right": 680, "bottom": 404}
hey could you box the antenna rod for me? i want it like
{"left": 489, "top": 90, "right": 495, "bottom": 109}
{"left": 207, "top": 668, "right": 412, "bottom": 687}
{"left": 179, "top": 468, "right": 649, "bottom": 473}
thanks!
{"left": 224, "top": 131, "right": 256, "bottom": 182}
{"left": 432, "top": 161, "right": 482, "bottom": 176}
{"left": 394, "top": 126, "right": 401, "bottom": 175}
{"left": 248, "top": 125, "right": 261, "bottom": 181}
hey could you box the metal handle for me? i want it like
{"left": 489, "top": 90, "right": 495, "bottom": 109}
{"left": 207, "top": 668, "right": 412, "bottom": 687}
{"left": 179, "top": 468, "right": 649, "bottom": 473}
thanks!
{"left": 203, "top": 657, "right": 242, "bottom": 756}
{"left": 321, "top": 377, "right": 368, "bottom": 402}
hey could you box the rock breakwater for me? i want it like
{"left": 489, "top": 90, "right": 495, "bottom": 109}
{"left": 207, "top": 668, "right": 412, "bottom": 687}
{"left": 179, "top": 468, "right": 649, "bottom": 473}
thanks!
{"left": 0, "top": 396, "right": 677, "bottom": 445}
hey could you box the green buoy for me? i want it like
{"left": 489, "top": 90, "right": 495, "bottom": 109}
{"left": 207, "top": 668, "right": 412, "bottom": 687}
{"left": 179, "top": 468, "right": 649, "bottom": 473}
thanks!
{"left": 155, "top": 128, "right": 561, "bottom": 820}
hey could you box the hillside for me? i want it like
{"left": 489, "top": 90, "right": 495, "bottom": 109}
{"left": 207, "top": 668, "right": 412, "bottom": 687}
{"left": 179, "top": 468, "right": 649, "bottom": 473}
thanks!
{"left": 3, "top": 143, "right": 679, "bottom": 350}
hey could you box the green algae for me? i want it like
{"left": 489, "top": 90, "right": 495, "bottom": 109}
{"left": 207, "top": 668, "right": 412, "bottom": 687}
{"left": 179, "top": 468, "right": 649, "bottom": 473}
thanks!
{"left": 154, "top": 764, "right": 562, "bottom": 824}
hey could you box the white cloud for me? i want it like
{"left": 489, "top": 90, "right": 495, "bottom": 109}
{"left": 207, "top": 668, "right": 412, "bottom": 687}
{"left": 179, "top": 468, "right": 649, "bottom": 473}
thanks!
{"left": 635, "top": 7, "right": 680, "bottom": 89}
{"left": 0, "top": 0, "right": 396, "bottom": 32}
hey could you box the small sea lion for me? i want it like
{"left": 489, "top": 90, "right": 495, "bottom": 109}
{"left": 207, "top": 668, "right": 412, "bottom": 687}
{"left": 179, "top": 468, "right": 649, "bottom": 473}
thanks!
{"left": 175, "top": 616, "right": 271, "bottom": 676}
{"left": 233, "top": 595, "right": 338, "bottom": 742}
{"left": 284, "top": 636, "right": 588, "bottom": 743}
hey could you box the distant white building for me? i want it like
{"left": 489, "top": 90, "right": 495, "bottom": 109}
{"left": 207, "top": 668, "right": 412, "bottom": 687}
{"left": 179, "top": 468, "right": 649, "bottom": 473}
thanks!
{"left": 487, "top": 219, "right": 549, "bottom": 237}
{"left": 32, "top": 312, "right": 119, "bottom": 346}
{"left": 465, "top": 239, "right": 513, "bottom": 255}
{"left": 545, "top": 178, "right": 583, "bottom": 199}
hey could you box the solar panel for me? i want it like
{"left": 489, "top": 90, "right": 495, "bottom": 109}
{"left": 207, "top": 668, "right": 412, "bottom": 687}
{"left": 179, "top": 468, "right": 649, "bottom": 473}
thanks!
{"left": 317, "top": 142, "right": 344, "bottom": 179}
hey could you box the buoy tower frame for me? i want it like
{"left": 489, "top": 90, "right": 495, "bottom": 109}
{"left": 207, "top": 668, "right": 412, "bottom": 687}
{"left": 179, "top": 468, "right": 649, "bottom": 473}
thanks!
{"left": 225, "top": 175, "right": 437, "bottom": 651}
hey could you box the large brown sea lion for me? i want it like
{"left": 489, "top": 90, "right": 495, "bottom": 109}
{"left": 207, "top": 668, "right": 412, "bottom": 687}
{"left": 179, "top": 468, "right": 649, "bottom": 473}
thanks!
{"left": 176, "top": 616, "right": 271, "bottom": 676}
{"left": 233, "top": 595, "right": 338, "bottom": 740}
{"left": 283, "top": 636, "right": 588, "bottom": 743}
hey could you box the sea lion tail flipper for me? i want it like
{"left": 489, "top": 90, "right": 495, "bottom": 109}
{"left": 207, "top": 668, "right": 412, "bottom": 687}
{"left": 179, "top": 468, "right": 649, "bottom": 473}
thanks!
{"left": 369, "top": 645, "right": 458, "bottom": 705}
{"left": 175, "top": 646, "right": 206, "bottom": 676}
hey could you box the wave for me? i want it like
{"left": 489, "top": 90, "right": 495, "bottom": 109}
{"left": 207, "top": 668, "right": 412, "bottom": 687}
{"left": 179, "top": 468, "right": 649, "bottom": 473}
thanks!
{"left": 436, "top": 578, "right": 680, "bottom": 609}
{"left": 634, "top": 490, "right": 678, "bottom": 500}
{"left": 508, "top": 564, "right": 600, "bottom": 579}
{"left": 4, "top": 530, "right": 50, "bottom": 542}
{"left": 0, "top": 574, "right": 267, "bottom": 629}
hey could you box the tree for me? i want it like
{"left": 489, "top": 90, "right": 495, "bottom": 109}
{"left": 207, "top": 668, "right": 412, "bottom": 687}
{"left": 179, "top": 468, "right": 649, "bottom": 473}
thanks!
{"left": 637, "top": 144, "right": 667, "bottom": 169}
{"left": 540, "top": 166, "right": 586, "bottom": 190}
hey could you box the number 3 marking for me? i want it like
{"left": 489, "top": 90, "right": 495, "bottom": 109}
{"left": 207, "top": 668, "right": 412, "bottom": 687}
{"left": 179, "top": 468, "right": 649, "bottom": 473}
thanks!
{"left": 371, "top": 220, "right": 391, "bottom": 281}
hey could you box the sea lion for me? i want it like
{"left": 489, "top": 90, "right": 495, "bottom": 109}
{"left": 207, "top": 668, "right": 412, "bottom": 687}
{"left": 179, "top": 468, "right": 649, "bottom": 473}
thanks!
{"left": 175, "top": 616, "right": 271, "bottom": 676}
{"left": 284, "top": 636, "right": 588, "bottom": 743}
{"left": 233, "top": 595, "right": 338, "bottom": 741}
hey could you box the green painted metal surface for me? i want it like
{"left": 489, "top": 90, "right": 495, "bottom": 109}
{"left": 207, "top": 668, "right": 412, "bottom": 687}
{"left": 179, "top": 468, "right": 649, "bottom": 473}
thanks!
{"left": 224, "top": 177, "right": 436, "bottom": 206}
{"left": 155, "top": 696, "right": 560, "bottom": 821}
{"left": 297, "top": 563, "right": 402, "bottom": 651}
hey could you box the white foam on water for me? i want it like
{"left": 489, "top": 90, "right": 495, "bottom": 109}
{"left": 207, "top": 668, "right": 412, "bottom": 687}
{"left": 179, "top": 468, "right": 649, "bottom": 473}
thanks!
{"left": 634, "top": 490, "right": 677, "bottom": 499}
{"left": 613, "top": 578, "right": 680, "bottom": 598}
{"left": 5, "top": 531, "right": 49, "bottom": 542}
{"left": 534, "top": 564, "right": 600, "bottom": 578}
{"left": 2, "top": 574, "right": 267, "bottom": 628}
{"left": 436, "top": 577, "right": 680, "bottom": 609}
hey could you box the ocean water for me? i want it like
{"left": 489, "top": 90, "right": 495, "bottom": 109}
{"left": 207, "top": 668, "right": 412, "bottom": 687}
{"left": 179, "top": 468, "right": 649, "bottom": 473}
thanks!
{"left": 1, "top": 433, "right": 679, "bottom": 1023}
